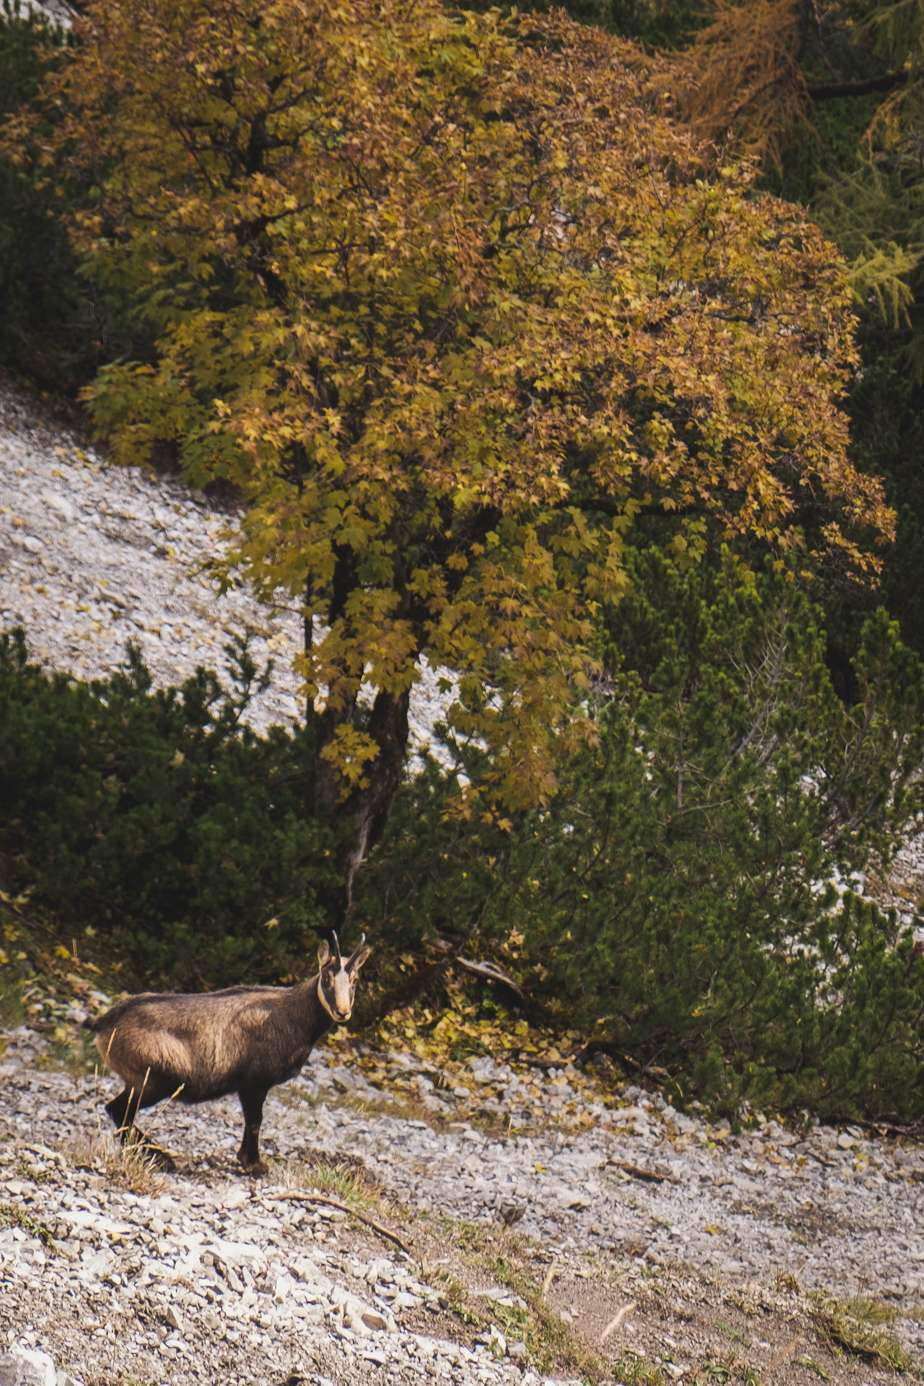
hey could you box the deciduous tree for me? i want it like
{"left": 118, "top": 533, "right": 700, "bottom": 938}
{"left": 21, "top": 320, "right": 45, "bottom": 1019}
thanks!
{"left": 20, "top": 0, "right": 892, "bottom": 927}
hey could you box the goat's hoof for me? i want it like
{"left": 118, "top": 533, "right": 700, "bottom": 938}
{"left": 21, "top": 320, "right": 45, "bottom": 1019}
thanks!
{"left": 239, "top": 1157, "right": 268, "bottom": 1177}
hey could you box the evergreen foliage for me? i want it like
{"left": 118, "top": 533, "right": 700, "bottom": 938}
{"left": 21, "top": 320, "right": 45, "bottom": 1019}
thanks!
{"left": 461, "top": 0, "right": 701, "bottom": 47}
{"left": 2, "top": 556, "right": 923, "bottom": 1119}
{"left": 0, "top": 1, "right": 145, "bottom": 390}
{"left": 0, "top": 630, "right": 336, "bottom": 981}
{"left": 0, "top": 1, "right": 80, "bottom": 385}
{"left": 368, "top": 553, "right": 924, "bottom": 1119}
{"left": 614, "top": 0, "right": 924, "bottom": 659}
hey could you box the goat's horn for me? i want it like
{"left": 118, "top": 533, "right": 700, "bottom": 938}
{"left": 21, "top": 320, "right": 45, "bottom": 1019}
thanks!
{"left": 331, "top": 930, "right": 342, "bottom": 964}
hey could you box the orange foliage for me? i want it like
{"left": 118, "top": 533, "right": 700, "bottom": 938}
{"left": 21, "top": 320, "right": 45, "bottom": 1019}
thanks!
{"left": 11, "top": 0, "right": 893, "bottom": 815}
{"left": 666, "top": 0, "right": 809, "bottom": 170}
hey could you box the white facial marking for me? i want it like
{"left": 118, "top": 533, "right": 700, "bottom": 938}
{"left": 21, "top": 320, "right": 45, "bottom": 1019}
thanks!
{"left": 319, "top": 963, "right": 353, "bottom": 1023}
{"left": 331, "top": 965, "right": 352, "bottom": 1017}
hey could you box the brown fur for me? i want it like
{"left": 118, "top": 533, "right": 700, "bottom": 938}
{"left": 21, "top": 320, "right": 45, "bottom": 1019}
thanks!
{"left": 84, "top": 937, "right": 371, "bottom": 1170}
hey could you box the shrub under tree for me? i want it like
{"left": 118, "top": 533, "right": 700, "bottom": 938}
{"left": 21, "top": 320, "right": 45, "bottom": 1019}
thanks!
{"left": 366, "top": 552, "right": 924, "bottom": 1119}
{"left": 0, "top": 631, "right": 336, "bottom": 982}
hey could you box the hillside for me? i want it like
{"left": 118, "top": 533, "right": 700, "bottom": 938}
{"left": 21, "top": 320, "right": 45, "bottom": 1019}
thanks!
{"left": 1, "top": 372, "right": 923, "bottom": 1386}
{"left": 0, "top": 373, "right": 447, "bottom": 752}
{"left": 1, "top": 1012, "right": 923, "bottom": 1386}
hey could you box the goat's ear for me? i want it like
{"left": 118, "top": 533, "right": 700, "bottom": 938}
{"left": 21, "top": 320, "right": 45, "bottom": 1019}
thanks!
{"left": 317, "top": 939, "right": 332, "bottom": 969}
{"left": 347, "top": 942, "right": 372, "bottom": 974}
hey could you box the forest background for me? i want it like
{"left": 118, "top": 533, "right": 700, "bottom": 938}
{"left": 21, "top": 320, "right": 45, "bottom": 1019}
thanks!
{"left": 1, "top": 0, "right": 924, "bottom": 1124}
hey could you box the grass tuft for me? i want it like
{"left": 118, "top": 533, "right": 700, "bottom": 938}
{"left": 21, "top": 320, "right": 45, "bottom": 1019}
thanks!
{"left": 274, "top": 1152, "right": 380, "bottom": 1210}
{"left": 693, "top": 1357, "right": 763, "bottom": 1385}
{"left": 612, "top": 1351, "right": 669, "bottom": 1385}
{"left": 0, "top": 1200, "right": 56, "bottom": 1247}
{"left": 809, "top": 1292, "right": 915, "bottom": 1373}
{"left": 65, "top": 1132, "right": 168, "bottom": 1196}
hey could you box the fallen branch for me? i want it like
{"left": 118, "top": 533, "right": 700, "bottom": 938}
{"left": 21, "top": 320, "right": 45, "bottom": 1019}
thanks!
{"left": 453, "top": 955, "right": 559, "bottom": 1025}
{"left": 810, "top": 1113, "right": 924, "bottom": 1141}
{"left": 807, "top": 69, "right": 910, "bottom": 101}
{"left": 266, "top": 1191, "right": 412, "bottom": 1257}
{"left": 607, "top": 1158, "right": 676, "bottom": 1184}
{"left": 455, "top": 956, "right": 526, "bottom": 1000}
{"left": 573, "top": 1040, "right": 670, "bottom": 1079}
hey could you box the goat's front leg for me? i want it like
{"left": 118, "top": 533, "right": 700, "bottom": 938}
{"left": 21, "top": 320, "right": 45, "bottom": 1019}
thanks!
{"left": 237, "top": 1084, "right": 268, "bottom": 1174}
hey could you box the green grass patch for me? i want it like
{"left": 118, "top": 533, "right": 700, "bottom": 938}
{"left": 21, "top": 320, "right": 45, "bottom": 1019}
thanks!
{"left": 610, "top": 1352, "right": 669, "bottom": 1385}
{"left": 693, "top": 1359, "right": 763, "bottom": 1386}
{"left": 435, "top": 1216, "right": 611, "bottom": 1381}
{"left": 809, "top": 1292, "right": 917, "bottom": 1373}
{"left": 0, "top": 1200, "right": 55, "bottom": 1247}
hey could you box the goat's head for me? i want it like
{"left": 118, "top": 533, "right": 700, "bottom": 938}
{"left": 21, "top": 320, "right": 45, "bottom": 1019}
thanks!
{"left": 316, "top": 932, "right": 372, "bottom": 1024}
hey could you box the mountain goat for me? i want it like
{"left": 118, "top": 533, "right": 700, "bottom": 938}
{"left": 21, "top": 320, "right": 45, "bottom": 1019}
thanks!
{"left": 83, "top": 933, "right": 371, "bottom": 1171}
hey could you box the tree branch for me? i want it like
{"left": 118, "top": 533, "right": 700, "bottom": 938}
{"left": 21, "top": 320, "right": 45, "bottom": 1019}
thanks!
{"left": 807, "top": 70, "right": 910, "bottom": 101}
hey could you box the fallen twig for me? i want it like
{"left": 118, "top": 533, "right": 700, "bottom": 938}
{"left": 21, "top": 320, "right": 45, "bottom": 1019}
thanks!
{"left": 455, "top": 956, "right": 526, "bottom": 1000}
{"left": 266, "top": 1190, "right": 412, "bottom": 1257}
{"left": 607, "top": 1158, "right": 676, "bottom": 1184}
{"left": 600, "top": 1301, "right": 636, "bottom": 1345}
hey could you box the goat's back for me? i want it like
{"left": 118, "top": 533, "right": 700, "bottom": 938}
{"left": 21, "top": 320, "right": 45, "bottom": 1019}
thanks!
{"left": 87, "top": 985, "right": 310, "bottom": 1100}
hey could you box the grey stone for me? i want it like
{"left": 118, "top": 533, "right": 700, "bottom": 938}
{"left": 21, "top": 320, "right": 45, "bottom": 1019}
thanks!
{"left": 0, "top": 1345, "right": 56, "bottom": 1386}
{"left": 162, "top": 1307, "right": 184, "bottom": 1333}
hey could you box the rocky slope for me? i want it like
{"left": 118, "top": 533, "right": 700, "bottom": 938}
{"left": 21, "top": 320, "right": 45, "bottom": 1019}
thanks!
{"left": 0, "top": 375, "right": 448, "bottom": 753}
{"left": 1, "top": 371, "right": 923, "bottom": 1384}
{"left": 1, "top": 1019, "right": 923, "bottom": 1386}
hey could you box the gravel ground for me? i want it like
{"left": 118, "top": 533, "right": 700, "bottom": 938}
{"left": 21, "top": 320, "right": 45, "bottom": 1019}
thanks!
{"left": 0, "top": 1022, "right": 922, "bottom": 1385}
{"left": 0, "top": 1026, "right": 571, "bottom": 1386}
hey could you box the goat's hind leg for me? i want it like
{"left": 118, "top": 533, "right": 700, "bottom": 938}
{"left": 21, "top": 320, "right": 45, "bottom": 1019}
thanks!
{"left": 105, "top": 1083, "right": 176, "bottom": 1170}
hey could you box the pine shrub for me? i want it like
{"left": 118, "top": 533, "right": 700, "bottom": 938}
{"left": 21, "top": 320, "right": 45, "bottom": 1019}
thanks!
{"left": 0, "top": 630, "right": 336, "bottom": 982}
{"left": 368, "top": 553, "right": 924, "bottom": 1120}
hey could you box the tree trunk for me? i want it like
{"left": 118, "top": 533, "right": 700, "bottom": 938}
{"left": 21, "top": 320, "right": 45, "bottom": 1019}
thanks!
{"left": 313, "top": 686, "right": 411, "bottom": 940}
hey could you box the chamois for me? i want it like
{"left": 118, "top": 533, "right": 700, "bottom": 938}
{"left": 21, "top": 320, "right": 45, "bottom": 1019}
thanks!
{"left": 83, "top": 933, "right": 371, "bottom": 1172}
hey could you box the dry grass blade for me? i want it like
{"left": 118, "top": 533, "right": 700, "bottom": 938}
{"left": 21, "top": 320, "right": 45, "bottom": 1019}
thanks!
{"left": 600, "top": 1301, "right": 637, "bottom": 1346}
{"left": 267, "top": 1190, "right": 412, "bottom": 1256}
{"left": 65, "top": 1132, "right": 167, "bottom": 1195}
